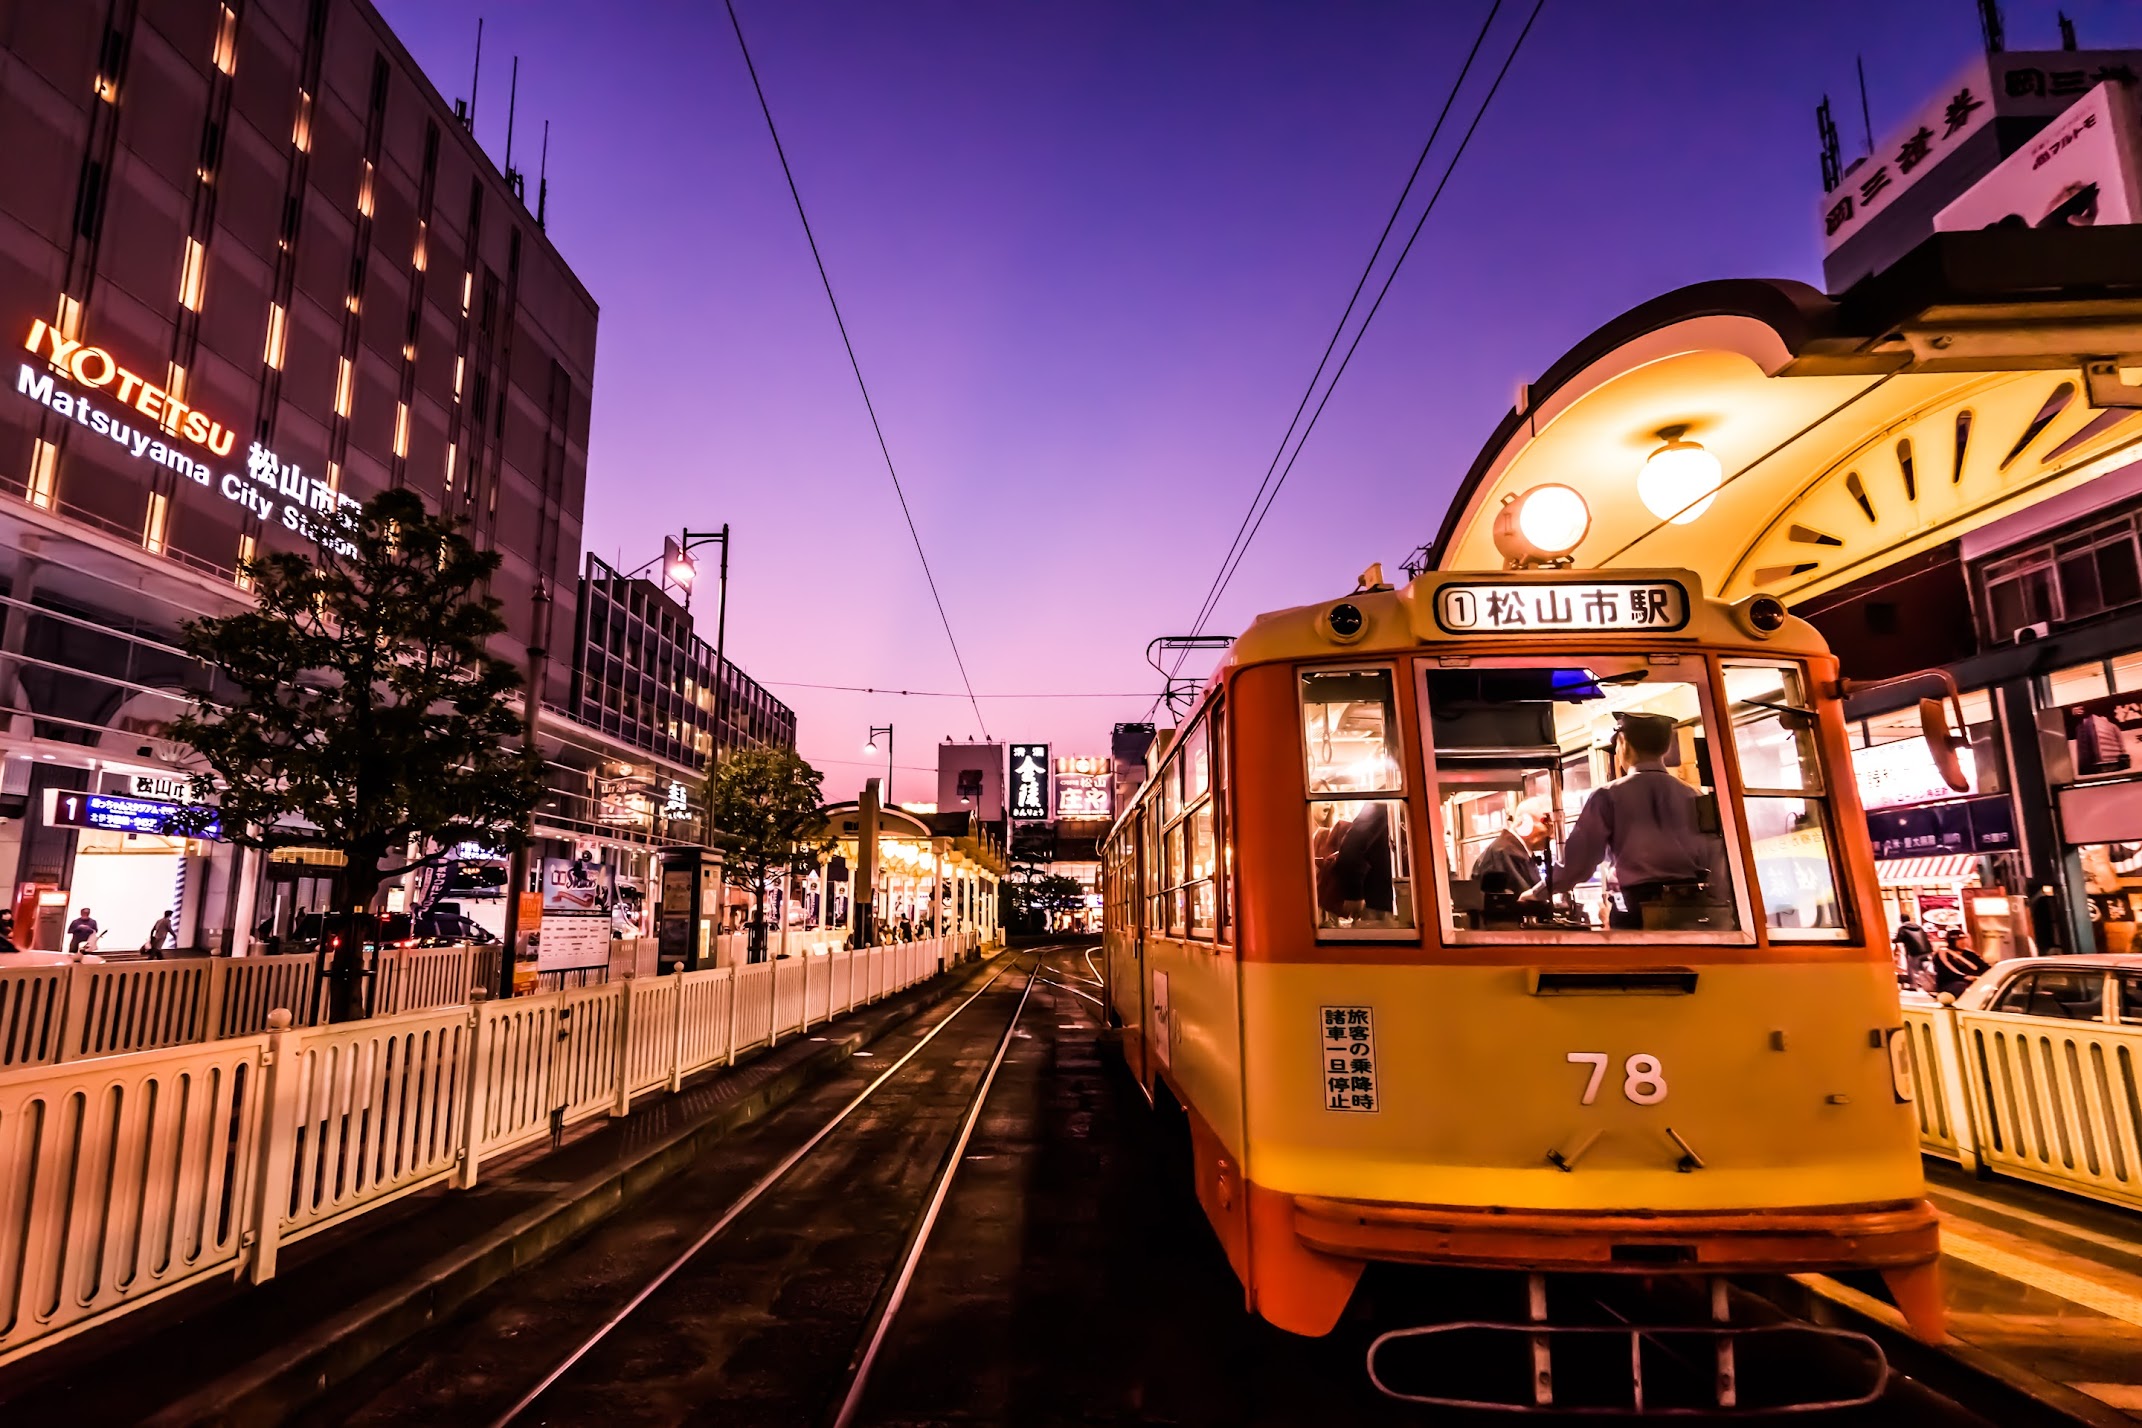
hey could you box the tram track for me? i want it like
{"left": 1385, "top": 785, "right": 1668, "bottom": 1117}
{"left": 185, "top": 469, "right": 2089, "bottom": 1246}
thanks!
{"left": 445, "top": 949, "right": 1048, "bottom": 1428}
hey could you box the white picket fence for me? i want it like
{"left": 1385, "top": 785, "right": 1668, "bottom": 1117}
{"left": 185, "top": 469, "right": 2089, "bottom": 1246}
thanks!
{"left": 0, "top": 946, "right": 510, "bottom": 1072}
{"left": 0, "top": 935, "right": 973, "bottom": 1364}
{"left": 1901, "top": 1001, "right": 2142, "bottom": 1214}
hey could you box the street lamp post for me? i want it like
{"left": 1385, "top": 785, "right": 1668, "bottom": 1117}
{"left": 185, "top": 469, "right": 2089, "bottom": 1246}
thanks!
{"left": 864, "top": 724, "right": 893, "bottom": 804}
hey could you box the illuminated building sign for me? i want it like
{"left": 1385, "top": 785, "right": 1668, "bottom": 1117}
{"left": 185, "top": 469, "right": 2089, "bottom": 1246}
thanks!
{"left": 14, "top": 317, "right": 356, "bottom": 537}
{"left": 1010, "top": 744, "right": 1049, "bottom": 820}
{"left": 44, "top": 789, "right": 220, "bottom": 840}
{"left": 1054, "top": 754, "right": 1112, "bottom": 820}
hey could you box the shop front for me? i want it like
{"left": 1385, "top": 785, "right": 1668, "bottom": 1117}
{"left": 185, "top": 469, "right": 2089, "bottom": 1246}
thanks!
{"left": 2046, "top": 673, "right": 2142, "bottom": 953}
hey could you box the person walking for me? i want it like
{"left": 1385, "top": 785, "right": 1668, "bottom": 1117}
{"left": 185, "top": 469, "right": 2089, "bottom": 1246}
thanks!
{"left": 146, "top": 909, "right": 175, "bottom": 957}
{"left": 66, "top": 907, "right": 98, "bottom": 955}
{"left": 1893, "top": 915, "right": 1933, "bottom": 987}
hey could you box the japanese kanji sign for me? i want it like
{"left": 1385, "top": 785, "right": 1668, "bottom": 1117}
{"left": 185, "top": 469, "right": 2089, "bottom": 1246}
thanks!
{"left": 1320, "top": 1006, "right": 1378, "bottom": 1112}
{"left": 1818, "top": 49, "right": 2142, "bottom": 259}
{"left": 1010, "top": 743, "right": 1050, "bottom": 821}
{"left": 1432, "top": 579, "right": 1689, "bottom": 636}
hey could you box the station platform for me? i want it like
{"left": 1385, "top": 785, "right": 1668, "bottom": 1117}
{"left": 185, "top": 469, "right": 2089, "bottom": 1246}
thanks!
{"left": 1923, "top": 1159, "right": 2142, "bottom": 1421}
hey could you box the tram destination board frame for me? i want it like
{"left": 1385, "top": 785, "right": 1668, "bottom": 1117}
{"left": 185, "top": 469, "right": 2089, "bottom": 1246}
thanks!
{"left": 1430, "top": 577, "right": 1691, "bottom": 636}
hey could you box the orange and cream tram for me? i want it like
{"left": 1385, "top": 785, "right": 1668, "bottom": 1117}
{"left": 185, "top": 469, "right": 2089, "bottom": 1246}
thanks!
{"left": 1100, "top": 560, "right": 1939, "bottom": 1406}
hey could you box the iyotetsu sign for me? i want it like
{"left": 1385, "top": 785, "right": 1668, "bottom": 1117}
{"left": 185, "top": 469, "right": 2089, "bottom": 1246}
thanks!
{"left": 14, "top": 316, "right": 357, "bottom": 537}
{"left": 1009, "top": 744, "right": 1049, "bottom": 821}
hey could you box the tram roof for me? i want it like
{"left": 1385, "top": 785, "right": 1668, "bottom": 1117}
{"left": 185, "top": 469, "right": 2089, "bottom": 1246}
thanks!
{"left": 1427, "top": 228, "right": 2142, "bottom": 606}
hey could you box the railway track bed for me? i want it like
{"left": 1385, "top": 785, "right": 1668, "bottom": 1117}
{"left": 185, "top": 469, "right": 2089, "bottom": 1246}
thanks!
{"left": 284, "top": 944, "right": 2107, "bottom": 1427}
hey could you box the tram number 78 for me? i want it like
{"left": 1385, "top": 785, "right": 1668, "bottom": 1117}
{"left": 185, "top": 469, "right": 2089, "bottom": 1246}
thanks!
{"left": 1567, "top": 1051, "right": 1668, "bottom": 1106}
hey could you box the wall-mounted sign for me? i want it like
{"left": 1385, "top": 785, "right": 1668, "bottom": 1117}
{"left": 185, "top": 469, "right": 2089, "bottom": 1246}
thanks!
{"left": 595, "top": 776, "right": 650, "bottom": 827}
{"left": 1866, "top": 794, "right": 2016, "bottom": 861}
{"left": 2061, "top": 690, "right": 2142, "bottom": 779}
{"left": 1852, "top": 736, "right": 1979, "bottom": 810}
{"left": 128, "top": 772, "right": 190, "bottom": 801}
{"left": 1817, "top": 49, "right": 2142, "bottom": 257}
{"left": 1010, "top": 743, "right": 1049, "bottom": 820}
{"left": 1432, "top": 579, "right": 1689, "bottom": 635}
{"left": 1055, "top": 769, "right": 1112, "bottom": 820}
{"left": 43, "top": 788, "right": 220, "bottom": 840}
{"left": 1937, "top": 81, "right": 2142, "bottom": 234}
{"left": 15, "top": 318, "right": 357, "bottom": 541}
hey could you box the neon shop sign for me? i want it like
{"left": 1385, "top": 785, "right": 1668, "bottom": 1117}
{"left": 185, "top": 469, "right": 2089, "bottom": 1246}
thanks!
{"left": 16, "top": 318, "right": 356, "bottom": 534}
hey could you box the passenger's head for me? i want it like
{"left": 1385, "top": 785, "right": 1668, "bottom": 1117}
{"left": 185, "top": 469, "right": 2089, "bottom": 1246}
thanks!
{"left": 1510, "top": 797, "right": 1553, "bottom": 848}
{"left": 1616, "top": 713, "right": 1676, "bottom": 766}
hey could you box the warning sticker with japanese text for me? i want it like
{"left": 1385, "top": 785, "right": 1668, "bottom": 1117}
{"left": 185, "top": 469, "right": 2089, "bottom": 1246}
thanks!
{"left": 1320, "top": 1005, "right": 1378, "bottom": 1113}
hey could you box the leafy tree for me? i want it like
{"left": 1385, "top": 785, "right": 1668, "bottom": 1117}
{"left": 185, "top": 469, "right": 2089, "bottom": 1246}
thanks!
{"left": 1006, "top": 872, "right": 1084, "bottom": 932}
{"left": 704, "top": 744, "right": 835, "bottom": 957}
{"left": 169, "top": 489, "right": 545, "bottom": 932}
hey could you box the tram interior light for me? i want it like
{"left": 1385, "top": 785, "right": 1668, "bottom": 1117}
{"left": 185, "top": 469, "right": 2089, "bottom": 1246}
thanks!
{"left": 1493, "top": 483, "right": 1590, "bottom": 566}
{"left": 1638, "top": 428, "right": 1722, "bottom": 525}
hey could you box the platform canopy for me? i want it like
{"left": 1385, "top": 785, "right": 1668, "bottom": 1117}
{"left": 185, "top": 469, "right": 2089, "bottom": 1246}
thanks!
{"left": 1429, "top": 231, "right": 2142, "bottom": 605}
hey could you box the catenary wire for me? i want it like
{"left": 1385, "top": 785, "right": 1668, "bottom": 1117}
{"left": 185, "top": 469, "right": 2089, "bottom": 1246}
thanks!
{"left": 1188, "top": 0, "right": 1547, "bottom": 658}
{"left": 723, "top": 0, "right": 992, "bottom": 741}
{"left": 767, "top": 680, "right": 1150, "bottom": 698}
{"left": 1168, "top": 0, "right": 1507, "bottom": 678}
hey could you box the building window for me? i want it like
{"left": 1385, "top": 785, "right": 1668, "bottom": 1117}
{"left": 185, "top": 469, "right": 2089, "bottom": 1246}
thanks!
{"left": 1982, "top": 511, "right": 2142, "bottom": 641}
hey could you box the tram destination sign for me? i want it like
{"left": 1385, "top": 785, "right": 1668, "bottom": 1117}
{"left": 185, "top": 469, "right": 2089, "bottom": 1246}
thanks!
{"left": 1432, "top": 578, "right": 1690, "bottom": 636}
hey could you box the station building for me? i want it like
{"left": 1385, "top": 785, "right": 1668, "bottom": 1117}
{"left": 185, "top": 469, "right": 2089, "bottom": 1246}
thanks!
{"left": 0, "top": 0, "right": 789, "bottom": 951}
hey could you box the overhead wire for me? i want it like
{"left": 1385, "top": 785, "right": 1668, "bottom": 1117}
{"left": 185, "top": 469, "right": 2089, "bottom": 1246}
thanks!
{"left": 1196, "top": 0, "right": 1548, "bottom": 632}
{"left": 722, "top": 0, "right": 992, "bottom": 741}
{"left": 1151, "top": 0, "right": 1547, "bottom": 718}
{"left": 766, "top": 681, "right": 1149, "bottom": 699}
{"left": 1170, "top": 0, "right": 1507, "bottom": 664}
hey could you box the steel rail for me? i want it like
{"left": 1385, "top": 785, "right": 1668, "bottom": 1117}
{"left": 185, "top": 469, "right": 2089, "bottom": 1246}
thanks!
{"left": 488, "top": 953, "right": 1041, "bottom": 1428}
{"left": 830, "top": 954, "right": 1043, "bottom": 1427}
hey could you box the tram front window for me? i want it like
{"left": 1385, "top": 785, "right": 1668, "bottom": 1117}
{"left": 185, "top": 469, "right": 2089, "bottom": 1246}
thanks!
{"left": 1423, "top": 660, "right": 1740, "bottom": 935}
{"left": 1302, "top": 668, "right": 1415, "bottom": 935}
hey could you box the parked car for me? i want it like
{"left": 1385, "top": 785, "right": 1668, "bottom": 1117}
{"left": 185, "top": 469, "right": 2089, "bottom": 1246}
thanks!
{"left": 1951, "top": 953, "right": 2142, "bottom": 1025}
{"left": 257, "top": 910, "right": 499, "bottom": 951}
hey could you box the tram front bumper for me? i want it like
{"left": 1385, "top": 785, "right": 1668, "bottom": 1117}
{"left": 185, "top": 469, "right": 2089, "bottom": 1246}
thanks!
{"left": 1291, "top": 1194, "right": 1941, "bottom": 1274}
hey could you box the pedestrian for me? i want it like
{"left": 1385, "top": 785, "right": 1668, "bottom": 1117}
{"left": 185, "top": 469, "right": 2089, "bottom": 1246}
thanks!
{"left": 1893, "top": 915, "right": 1933, "bottom": 987}
{"left": 0, "top": 910, "right": 19, "bottom": 956}
{"left": 1932, "top": 930, "right": 1990, "bottom": 1000}
{"left": 66, "top": 906, "right": 98, "bottom": 956}
{"left": 146, "top": 909, "right": 175, "bottom": 957}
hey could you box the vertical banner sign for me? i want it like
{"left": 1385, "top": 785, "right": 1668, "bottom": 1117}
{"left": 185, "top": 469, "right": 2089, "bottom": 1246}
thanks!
{"left": 1319, "top": 1006, "right": 1378, "bottom": 1112}
{"left": 538, "top": 855, "right": 614, "bottom": 971}
{"left": 513, "top": 890, "right": 543, "bottom": 994}
{"left": 1010, "top": 743, "right": 1050, "bottom": 821}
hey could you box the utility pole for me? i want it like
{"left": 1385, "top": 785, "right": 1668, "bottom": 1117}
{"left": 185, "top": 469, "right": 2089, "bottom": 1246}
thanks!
{"left": 498, "top": 579, "right": 552, "bottom": 999}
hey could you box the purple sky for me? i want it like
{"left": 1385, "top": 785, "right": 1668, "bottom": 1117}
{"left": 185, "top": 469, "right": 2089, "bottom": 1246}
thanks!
{"left": 375, "top": 0, "right": 2139, "bottom": 802}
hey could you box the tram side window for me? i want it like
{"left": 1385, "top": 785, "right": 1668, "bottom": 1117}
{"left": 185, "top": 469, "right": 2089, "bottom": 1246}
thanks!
{"left": 1723, "top": 663, "right": 1847, "bottom": 938}
{"left": 1302, "top": 668, "right": 1415, "bottom": 935}
{"left": 1214, "top": 699, "right": 1232, "bottom": 940}
{"left": 1423, "top": 660, "right": 1740, "bottom": 936}
{"left": 1164, "top": 717, "right": 1219, "bottom": 940}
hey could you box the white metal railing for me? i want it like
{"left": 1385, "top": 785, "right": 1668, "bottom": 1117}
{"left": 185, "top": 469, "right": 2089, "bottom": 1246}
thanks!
{"left": 0, "top": 936, "right": 956, "bottom": 1364}
{"left": 1900, "top": 1001, "right": 2142, "bottom": 1214}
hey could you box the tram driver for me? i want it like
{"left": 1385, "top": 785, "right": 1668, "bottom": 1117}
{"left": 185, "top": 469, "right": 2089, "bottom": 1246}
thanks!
{"left": 1522, "top": 711, "right": 1723, "bottom": 930}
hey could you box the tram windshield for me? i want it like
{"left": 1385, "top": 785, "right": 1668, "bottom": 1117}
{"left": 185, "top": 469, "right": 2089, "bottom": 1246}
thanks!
{"left": 1422, "top": 657, "right": 1741, "bottom": 936}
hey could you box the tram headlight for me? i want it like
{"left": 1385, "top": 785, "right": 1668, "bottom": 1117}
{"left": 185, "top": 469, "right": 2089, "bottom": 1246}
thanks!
{"left": 1638, "top": 428, "right": 1722, "bottom": 525}
{"left": 1492, "top": 483, "right": 1590, "bottom": 567}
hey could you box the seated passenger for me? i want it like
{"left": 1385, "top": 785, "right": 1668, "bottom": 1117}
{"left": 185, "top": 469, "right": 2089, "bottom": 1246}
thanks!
{"left": 1525, "top": 712, "right": 1716, "bottom": 930}
{"left": 1470, "top": 799, "right": 1549, "bottom": 897}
